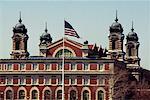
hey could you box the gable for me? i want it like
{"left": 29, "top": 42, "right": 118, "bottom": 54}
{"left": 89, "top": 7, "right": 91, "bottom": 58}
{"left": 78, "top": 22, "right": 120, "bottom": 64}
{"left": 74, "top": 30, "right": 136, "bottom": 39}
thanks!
{"left": 46, "top": 38, "right": 83, "bottom": 57}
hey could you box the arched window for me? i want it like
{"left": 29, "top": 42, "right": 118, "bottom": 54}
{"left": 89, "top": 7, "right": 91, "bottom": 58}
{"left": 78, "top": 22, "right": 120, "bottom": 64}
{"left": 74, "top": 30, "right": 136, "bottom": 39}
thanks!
{"left": 112, "top": 40, "right": 116, "bottom": 50}
{"left": 19, "top": 90, "right": 25, "bottom": 99}
{"left": 6, "top": 90, "right": 13, "bottom": 100}
{"left": 15, "top": 40, "right": 20, "bottom": 50}
{"left": 57, "top": 90, "right": 62, "bottom": 100}
{"left": 44, "top": 90, "right": 51, "bottom": 100}
{"left": 70, "top": 90, "right": 76, "bottom": 100}
{"left": 129, "top": 47, "right": 132, "bottom": 56}
{"left": 32, "top": 90, "right": 38, "bottom": 99}
{"left": 55, "top": 49, "right": 73, "bottom": 58}
{"left": 83, "top": 90, "right": 89, "bottom": 100}
{"left": 98, "top": 90, "right": 104, "bottom": 100}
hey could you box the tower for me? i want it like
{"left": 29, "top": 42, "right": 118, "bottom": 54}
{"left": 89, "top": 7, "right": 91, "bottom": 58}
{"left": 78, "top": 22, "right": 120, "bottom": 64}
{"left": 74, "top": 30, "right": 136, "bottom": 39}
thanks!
{"left": 39, "top": 22, "right": 52, "bottom": 57}
{"left": 11, "top": 12, "right": 29, "bottom": 59}
{"left": 125, "top": 21, "right": 140, "bottom": 80}
{"left": 108, "top": 11, "right": 125, "bottom": 61}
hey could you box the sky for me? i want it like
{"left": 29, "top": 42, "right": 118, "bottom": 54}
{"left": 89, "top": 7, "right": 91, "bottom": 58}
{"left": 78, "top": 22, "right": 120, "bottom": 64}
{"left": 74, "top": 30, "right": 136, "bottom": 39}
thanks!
{"left": 0, "top": 0, "right": 149, "bottom": 70}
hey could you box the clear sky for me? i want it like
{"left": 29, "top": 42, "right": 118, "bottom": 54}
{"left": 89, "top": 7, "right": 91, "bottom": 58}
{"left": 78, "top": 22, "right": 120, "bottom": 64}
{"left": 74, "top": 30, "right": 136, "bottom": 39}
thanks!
{"left": 0, "top": 0, "right": 149, "bottom": 70}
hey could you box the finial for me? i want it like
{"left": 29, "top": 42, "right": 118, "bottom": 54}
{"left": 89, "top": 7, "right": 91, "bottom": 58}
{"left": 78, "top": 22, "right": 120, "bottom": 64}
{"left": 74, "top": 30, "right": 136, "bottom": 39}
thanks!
{"left": 45, "top": 22, "right": 48, "bottom": 33}
{"left": 19, "top": 11, "right": 22, "bottom": 23}
{"left": 131, "top": 21, "right": 134, "bottom": 32}
{"left": 115, "top": 10, "right": 118, "bottom": 22}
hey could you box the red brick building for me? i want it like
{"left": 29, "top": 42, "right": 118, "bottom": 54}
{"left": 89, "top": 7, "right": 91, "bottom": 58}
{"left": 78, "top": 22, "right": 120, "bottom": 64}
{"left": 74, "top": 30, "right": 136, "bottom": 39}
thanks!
{"left": 0, "top": 13, "right": 143, "bottom": 100}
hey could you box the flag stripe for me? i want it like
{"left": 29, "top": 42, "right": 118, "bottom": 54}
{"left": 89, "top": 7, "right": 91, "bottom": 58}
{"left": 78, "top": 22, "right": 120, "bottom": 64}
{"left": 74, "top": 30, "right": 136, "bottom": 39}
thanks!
{"left": 64, "top": 20, "right": 80, "bottom": 38}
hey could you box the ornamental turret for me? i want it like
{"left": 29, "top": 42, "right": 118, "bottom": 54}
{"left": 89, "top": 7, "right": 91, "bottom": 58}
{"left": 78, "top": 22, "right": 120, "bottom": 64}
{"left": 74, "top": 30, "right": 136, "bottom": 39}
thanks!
{"left": 108, "top": 11, "right": 125, "bottom": 61}
{"left": 11, "top": 12, "right": 29, "bottom": 59}
{"left": 39, "top": 22, "right": 52, "bottom": 57}
{"left": 125, "top": 21, "right": 141, "bottom": 80}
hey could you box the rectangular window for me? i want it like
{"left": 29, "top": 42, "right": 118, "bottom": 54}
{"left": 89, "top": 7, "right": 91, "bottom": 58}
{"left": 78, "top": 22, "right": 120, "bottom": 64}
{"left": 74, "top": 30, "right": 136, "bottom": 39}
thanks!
{"left": 7, "top": 78, "right": 12, "bottom": 85}
{"left": 83, "top": 78, "right": 89, "bottom": 85}
{"left": 45, "top": 64, "right": 50, "bottom": 70}
{"left": 58, "top": 64, "right": 62, "bottom": 70}
{"left": 83, "top": 63, "right": 89, "bottom": 70}
{"left": 71, "top": 64, "right": 76, "bottom": 70}
{"left": 71, "top": 78, "right": 75, "bottom": 85}
{"left": 58, "top": 77, "right": 62, "bottom": 85}
{"left": 33, "top": 64, "right": 38, "bottom": 70}
{"left": 32, "top": 78, "right": 37, "bottom": 85}
{"left": 98, "top": 78, "right": 104, "bottom": 85}
{"left": 7, "top": 64, "right": 12, "bottom": 70}
{"left": 0, "top": 64, "right": 2, "bottom": 71}
{"left": 20, "top": 64, "right": 25, "bottom": 70}
{"left": 45, "top": 78, "right": 50, "bottom": 85}
{"left": 20, "top": 77, "right": 25, "bottom": 85}
{"left": 98, "top": 64, "right": 104, "bottom": 70}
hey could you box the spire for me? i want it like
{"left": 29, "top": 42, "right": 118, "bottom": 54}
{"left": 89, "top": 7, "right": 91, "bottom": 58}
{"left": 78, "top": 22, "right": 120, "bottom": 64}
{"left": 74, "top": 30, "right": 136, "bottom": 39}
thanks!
{"left": 45, "top": 22, "right": 48, "bottom": 33}
{"left": 115, "top": 10, "right": 118, "bottom": 22}
{"left": 19, "top": 11, "right": 22, "bottom": 23}
{"left": 131, "top": 21, "right": 134, "bottom": 32}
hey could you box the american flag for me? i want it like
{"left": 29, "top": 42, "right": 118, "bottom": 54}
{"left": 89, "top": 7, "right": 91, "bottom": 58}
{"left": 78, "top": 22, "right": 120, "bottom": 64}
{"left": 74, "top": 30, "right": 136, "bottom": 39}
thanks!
{"left": 64, "top": 20, "right": 80, "bottom": 38}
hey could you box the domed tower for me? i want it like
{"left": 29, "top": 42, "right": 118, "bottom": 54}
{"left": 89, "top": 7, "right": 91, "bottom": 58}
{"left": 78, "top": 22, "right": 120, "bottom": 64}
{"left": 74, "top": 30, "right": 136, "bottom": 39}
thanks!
{"left": 10, "top": 12, "right": 29, "bottom": 59}
{"left": 108, "top": 11, "right": 125, "bottom": 61}
{"left": 39, "top": 22, "right": 52, "bottom": 57}
{"left": 125, "top": 21, "right": 140, "bottom": 80}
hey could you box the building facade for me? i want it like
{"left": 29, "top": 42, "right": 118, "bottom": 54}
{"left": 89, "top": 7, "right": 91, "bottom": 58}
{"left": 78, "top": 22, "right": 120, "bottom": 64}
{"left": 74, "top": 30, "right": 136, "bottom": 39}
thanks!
{"left": 0, "top": 13, "right": 143, "bottom": 100}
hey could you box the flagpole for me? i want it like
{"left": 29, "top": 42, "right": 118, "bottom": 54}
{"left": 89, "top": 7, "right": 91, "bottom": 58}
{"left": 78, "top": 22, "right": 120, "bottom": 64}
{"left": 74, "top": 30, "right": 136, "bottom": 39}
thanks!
{"left": 62, "top": 20, "right": 65, "bottom": 100}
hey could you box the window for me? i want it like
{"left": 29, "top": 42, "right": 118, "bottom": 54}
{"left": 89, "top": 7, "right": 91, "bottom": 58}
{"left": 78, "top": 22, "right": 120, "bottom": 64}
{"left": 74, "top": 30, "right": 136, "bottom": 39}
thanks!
{"left": 112, "top": 40, "right": 116, "bottom": 50}
{"left": 71, "top": 78, "right": 75, "bottom": 85}
{"left": 98, "top": 64, "right": 103, "bottom": 70}
{"left": 57, "top": 90, "right": 62, "bottom": 100}
{"left": 71, "top": 64, "right": 76, "bottom": 70}
{"left": 15, "top": 40, "right": 20, "bottom": 50}
{"left": 44, "top": 90, "right": 51, "bottom": 100}
{"left": 33, "top": 64, "right": 38, "bottom": 70}
{"left": 20, "top": 78, "right": 25, "bottom": 85}
{"left": 83, "top": 64, "right": 89, "bottom": 70}
{"left": 58, "top": 78, "right": 62, "bottom": 85}
{"left": 7, "top": 64, "right": 12, "bottom": 70}
{"left": 45, "top": 64, "right": 50, "bottom": 70}
{"left": 45, "top": 78, "right": 50, "bottom": 85}
{"left": 32, "top": 90, "right": 38, "bottom": 99}
{"left": 83, "top": 90, "right": 89, "bottom": 100}
{"left": 98, "top": 79, "right": 104, "bottom": 85}
{"left": 6, "top": 90, "right": 13, "bottom": 99}
{"left": 19, "top": 90, "right": 25, "bottom": 99}
{"left": 98, "top": 90, "right": 104, "bottom": 100}
{"left": 83, "top": 78, "right": 89, "bottom": 85}
{"left": 70, "top": 90, "right": 76, "bottom": 100}
{"left": 20, "top": 64, "right": 25, "bottom": 70}
{"left": 55, "top": 49, "right": 73, "bottom": 58}
{"left": 58, "top": 64, "right": 62, "bottom": 70}
{"left": 32, "top": 78, "right": 37, "bottom": 85}
{"left": 7, "top": 78, "right": 12, "bottom": 85}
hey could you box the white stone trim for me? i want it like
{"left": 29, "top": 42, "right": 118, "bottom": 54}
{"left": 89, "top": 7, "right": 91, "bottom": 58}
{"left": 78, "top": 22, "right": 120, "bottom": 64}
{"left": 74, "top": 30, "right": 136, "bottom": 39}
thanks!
{"left": 68, "top": 87, "right": 78, "bottom": 100}
{"left": 17, "top": 87, "right": 27, "bottom": 99}
{"left": 81, "top": 87, "right": 91, "bottom": 100}
{"left": 4, "top": 87, "right": 14, "bottom": 100}
{"left": 42, "top": 86, "right": 52, "bottom": 100}
{"left": 95, "top": 87, "right": 106, "bottom": 100}
{"left": 30, "top": 87, "right": 39, "bottom": 100}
